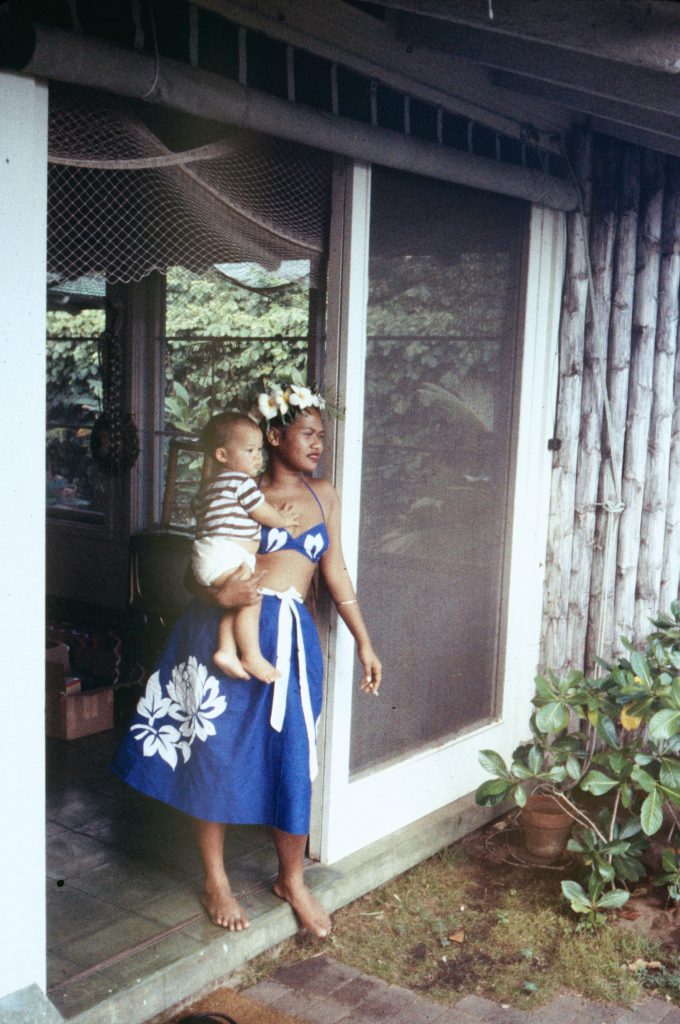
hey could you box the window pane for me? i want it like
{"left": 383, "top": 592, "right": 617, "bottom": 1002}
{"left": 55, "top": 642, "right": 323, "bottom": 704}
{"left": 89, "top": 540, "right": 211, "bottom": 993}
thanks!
{"left": 162, "top": 262, "right": 312, "bottom": 528}
{"left": 46, "top": 301, "right": 106, "bottom": 518}
{"left": 350, "top": 168, "right": 527, "bottom": 774}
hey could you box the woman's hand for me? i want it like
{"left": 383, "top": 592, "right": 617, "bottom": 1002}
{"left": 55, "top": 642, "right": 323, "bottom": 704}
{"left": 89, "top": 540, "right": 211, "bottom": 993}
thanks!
{"left": 212, "top": 565, "right": 267, "bottom": 608}
{"left": 358, "top": 643, "right": 382, "bottom": 697}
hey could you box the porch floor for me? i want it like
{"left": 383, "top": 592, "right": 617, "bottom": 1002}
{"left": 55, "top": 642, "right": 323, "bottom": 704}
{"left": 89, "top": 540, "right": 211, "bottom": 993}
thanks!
{"left": 46, "top": 728, "right": 494, "bottom": 1024}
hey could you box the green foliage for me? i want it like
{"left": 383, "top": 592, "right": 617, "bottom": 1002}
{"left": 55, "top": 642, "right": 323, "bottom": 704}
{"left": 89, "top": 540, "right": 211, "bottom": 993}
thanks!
{"left": 46, "top": 308, "right": 106, "bottom": 507}
{"left": 164, "top": 266, "right": 309, "bottom": 436}
{"left": 561, "top": 877, "right": 630, "bottom": 931}
{"left": 45, "top": 265, "right": 311, "bottom": 516}
{"left": 476, "top": 602, "right": 680, "bottom": 922}
{"left": 652, "top": 848, "right": 680, "bottom": 902}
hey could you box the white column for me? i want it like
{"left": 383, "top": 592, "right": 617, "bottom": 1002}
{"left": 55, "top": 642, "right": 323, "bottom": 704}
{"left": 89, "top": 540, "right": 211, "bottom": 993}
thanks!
{"left": 0, "top": 70, "right": 49, "bottom": 997}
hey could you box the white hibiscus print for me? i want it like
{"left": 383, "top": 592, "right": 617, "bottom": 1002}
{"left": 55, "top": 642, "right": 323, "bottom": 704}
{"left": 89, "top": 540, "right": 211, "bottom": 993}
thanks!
{"left": 166, "top": 656, "right": 227, "bottom": 744}
{"left": 132, "top": 661, "right": 227, "bottom": 768}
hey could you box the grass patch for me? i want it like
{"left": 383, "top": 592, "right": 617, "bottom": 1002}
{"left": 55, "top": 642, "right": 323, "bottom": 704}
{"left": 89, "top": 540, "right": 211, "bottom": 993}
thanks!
{"left": 240, "top": 819, "right": 680, "bottom": 1010}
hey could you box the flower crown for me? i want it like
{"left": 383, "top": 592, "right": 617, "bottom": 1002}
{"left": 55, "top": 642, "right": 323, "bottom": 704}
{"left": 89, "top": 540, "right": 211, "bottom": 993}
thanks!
{"left": 253, "top": 382, "right": 342, "bottom": 426}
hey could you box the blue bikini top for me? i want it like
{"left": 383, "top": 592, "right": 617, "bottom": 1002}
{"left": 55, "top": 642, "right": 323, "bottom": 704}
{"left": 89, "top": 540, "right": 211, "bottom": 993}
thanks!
{"left": 258, "top": 478, "right": 330, "bottom": 564}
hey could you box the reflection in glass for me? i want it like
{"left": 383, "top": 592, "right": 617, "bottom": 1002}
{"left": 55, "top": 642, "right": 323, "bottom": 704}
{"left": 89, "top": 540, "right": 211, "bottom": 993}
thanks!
{"left": 350, "top": 167, "right": 527, "bottom": 774}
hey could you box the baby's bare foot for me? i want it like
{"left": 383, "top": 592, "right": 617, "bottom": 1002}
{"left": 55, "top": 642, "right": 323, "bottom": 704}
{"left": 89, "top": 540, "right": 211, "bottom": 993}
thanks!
{"left": 201, "top": 883, "right": 250, "bottom": 931}
{"left": 241, "top": 654, "right": 281, "bottom": 684}
{"left": 213, "top": 649, "right": 250, "bottom": 680}
{"left": 272, "top": 878, "right": 332, "bottom": 938}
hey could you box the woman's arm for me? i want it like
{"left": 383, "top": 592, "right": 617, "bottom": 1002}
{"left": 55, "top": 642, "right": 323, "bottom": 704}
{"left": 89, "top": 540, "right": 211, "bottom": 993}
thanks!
{"left": 318, "top": 483, "right": 382, "bottom": 696}
{"left": 184, "top": 563, "right": 267, "bottom": 609}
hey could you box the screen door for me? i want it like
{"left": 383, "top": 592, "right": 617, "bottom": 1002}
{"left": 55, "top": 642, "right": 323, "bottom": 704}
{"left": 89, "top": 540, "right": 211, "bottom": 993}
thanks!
{"left": 314, "top": 161, "right": 564, "bottom": 863}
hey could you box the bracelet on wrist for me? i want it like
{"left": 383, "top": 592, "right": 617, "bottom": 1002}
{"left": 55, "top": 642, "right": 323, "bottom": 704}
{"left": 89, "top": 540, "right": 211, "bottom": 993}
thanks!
{"left": 336, "top": 598, "right": 358, "bottom": 607}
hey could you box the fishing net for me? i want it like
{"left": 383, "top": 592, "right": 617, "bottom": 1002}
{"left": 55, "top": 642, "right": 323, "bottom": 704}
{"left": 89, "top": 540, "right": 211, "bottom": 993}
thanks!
{"left": 47, "top": 84, "right": 332, "bottom": 287}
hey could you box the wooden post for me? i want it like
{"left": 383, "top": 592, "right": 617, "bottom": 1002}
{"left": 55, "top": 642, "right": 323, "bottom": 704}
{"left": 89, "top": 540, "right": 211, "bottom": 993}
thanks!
{"left": 635, "top": 157, "right": 680, "bottom": 632}
{"left": 540, "top": 129, "right": 593, "bottom": 675}
{"left": 586, "top": 143, "right": 641, "bottom": 668}
{"left": 660, "top": 320, "right": 680, "bottom": 610}
{"left": 567, "top": 135, "right": 618, "bottom": 670}
{"left": 614, "top": 150, "right": 665, "bottom": 645}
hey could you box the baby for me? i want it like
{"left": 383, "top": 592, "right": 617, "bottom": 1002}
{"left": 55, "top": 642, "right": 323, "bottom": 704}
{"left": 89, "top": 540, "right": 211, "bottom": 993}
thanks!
{"left": 192, "top": 412, "right": 298, "bottom": 683}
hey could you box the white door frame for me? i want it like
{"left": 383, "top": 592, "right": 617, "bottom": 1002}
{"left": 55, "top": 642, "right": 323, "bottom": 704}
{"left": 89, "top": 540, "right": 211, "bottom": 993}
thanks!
{"left": 311, "top": 160, "right": 566, "bottom": 865}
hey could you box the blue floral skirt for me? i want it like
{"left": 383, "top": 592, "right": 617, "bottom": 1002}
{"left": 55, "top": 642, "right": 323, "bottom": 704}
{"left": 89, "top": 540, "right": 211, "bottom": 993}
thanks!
{"left": 111, "top": 592, "right": 323, "bottom": 835}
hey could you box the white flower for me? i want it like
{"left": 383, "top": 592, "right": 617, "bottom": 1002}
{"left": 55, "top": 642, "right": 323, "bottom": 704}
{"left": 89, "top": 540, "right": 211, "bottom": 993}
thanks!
{"left": 257, "top": 391, "right": 280, "bottom": 420}
{"left": 131, "top": 720, "right": 183, "bottom": 769}
{"left": 166, "top": 656, "right": 227, "bottom": 744}
{"left": 135, "top": 672, "right": 173, "bottom": 725}
{"left": 275, "top": 389, "right": 290, "bottom": 417}
{"left": 288, "top": 384, "right": 314, "bottom": 410}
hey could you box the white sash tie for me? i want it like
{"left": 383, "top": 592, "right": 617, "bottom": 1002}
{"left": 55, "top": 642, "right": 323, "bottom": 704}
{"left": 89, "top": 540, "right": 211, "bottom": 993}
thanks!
{"left": 260, "top": 587, "right": 318, "bottom": 782}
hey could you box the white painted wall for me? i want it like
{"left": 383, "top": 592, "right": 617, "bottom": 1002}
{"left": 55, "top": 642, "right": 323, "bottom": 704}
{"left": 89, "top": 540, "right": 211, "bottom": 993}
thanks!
{"left": 0, "top": 71, "right": 49, "bottom": 997}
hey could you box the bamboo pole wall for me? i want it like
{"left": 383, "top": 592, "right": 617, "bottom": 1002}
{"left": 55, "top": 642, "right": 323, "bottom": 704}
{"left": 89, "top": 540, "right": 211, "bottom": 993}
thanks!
{"left": 541, "top": 132, "right": 680, "bottom": 675}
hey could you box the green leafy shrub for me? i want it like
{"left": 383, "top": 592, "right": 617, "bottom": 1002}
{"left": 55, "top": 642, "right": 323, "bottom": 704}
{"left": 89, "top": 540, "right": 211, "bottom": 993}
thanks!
{"left": 476, "top": 602, "right": 680, "bottom": 923}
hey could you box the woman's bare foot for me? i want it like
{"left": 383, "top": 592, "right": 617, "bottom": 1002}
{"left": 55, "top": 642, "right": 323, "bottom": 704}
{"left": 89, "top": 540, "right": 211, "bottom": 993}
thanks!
{"left": 213, "top": 649, "right": 250, "bottom": 681}
{"left": 240, "top": 653, "right": 281, "bottom": 684}
{"left": 272, "top": 877, "right": 332, "bottom": 938}
{"left": 201, "top": 881, "right": 250, "bottom": 930}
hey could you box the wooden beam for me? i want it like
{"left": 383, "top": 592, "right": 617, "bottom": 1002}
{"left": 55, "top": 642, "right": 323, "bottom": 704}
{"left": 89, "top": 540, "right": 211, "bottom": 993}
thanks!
{"left": 493, "top": 70, "right": 680, "bottom": 158}
{"left": 184, "top": 0, "right": 569, "bottom": 145}
{"left": 8, "top": 22, "right": 576, "bottom": 210}
{"left": 380, "top": 0, "right": 680, "bottom": 75}
{"left": 390, "top": 12, "right": 680, "bottom": 120}
{"left": 588, "top": 119, "right": 680, "bottom": 164}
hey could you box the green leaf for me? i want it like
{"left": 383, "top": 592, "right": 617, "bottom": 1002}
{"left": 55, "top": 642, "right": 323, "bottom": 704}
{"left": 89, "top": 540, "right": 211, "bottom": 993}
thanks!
{"left": 640, "top": 789, "right": 664, "bottom": 836}
{"left": 475, "top": 779, "right": 513, "bottom": 806}
{"left": 527, "top": 746, "right": 544, "bottom": 774}
{"left": 560, "top": 880, "right": 591, "bottom": 913}
{"left": 660, "top": 760, "right": 680, "bottom": 790}
{"left": 670, "top": 677, "right": 680, "bottom": 708}
{"left": 596, "top": 889, "right": 630, "bottom": 910}
{"left": 662, "top": 849, "right": 678, "bottom": 873}
{"left": 514, "top": 784, "right": 527, "bottom": 808}
{"left": 566, "top": 755, "right": 582, "bottom": 781}
{"left": 478, "top": 749, "right": 509, "bottom": 777}
{"left": 534, "top": 675, "right": 554, "bottom": 701}
{"left": 618, "top": 817, "right": 642, "bottom": 839}
{"left": 649, "top": 708, "right": 680, "bottom": 741}
{"left": 580, "top": 770, "right": 619, "bottom": 796}
{"left": 597, "top": 861, "right": 616, "bottom": 882}
{"left": 595, "top": 714, "right": 618, "bottom": 748}
{"left": 620, "top": 783, "right": 635, "bottom": 809}
{"left": 630, "top": 650, "right": 653, "bottom": 688}
{"left": 535, "top": 701, "right": 570, "bottom": 734}
{"left": 631, "top": 766, "right": 657, "bottom": 794}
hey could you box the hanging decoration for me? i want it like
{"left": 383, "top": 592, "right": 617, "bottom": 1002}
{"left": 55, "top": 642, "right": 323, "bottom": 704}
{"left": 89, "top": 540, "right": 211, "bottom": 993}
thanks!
{"left": 90, "top": 304, "right": 140, "bottom": 476}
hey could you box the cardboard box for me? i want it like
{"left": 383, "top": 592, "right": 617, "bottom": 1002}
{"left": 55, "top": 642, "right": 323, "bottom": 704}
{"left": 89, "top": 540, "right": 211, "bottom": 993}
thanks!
{"left": 45, "top": 662, "right": 114, "bottom": 740}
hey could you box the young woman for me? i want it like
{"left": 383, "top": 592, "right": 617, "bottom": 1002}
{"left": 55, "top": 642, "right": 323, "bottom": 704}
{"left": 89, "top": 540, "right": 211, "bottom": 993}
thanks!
{"left": 112, "top": 385, "right": 381, "bottom": 938}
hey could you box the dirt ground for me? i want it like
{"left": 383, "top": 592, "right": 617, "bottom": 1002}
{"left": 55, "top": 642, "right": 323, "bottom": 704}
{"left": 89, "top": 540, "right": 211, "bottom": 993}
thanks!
{"left": 240, "top": 812, "right": 680, "bottom": 1010}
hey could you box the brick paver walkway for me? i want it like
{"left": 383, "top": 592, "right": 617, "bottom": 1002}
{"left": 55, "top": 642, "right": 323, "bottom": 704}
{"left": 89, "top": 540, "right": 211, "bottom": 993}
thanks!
{"left": 244, "top": 955, "right": 680, "bottom": 1024}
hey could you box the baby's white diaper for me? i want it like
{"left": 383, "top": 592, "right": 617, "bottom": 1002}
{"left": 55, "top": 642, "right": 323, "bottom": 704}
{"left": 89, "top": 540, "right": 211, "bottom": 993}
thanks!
{"left": 191, "top": 536, "right": 256, "bottom": 586}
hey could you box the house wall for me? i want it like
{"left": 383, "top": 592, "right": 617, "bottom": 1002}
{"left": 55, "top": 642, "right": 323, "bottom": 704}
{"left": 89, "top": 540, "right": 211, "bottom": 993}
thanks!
{"left": 541, "top": 130, "right": 680, "bottom": 676}
{"left": 0, "top": 70, "right": 49, "bottom": 998}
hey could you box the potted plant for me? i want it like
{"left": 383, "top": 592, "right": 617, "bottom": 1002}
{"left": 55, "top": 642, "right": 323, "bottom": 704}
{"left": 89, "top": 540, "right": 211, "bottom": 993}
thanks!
{"left": 476, "top": 602, "right": 680, "bottom": 926}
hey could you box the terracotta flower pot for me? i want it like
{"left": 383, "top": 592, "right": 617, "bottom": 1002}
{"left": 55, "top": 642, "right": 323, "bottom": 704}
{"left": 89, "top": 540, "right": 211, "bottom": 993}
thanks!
{"left": 520, "top": 793, "right": 573, "bottom": 861}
